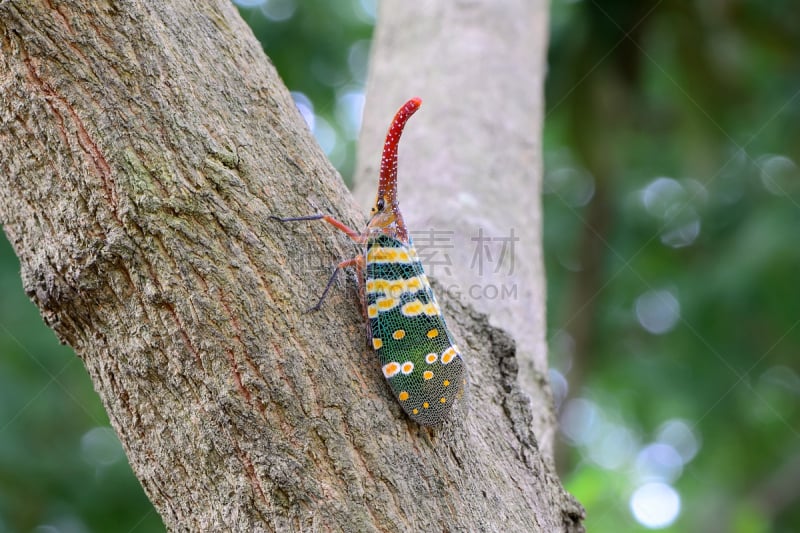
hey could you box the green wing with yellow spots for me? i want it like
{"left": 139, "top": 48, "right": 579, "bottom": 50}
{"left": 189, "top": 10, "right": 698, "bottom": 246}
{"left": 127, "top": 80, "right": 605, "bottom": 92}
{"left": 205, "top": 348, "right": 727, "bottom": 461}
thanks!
{"left": 365, "top": 234, "right": 466, "bottom": 425}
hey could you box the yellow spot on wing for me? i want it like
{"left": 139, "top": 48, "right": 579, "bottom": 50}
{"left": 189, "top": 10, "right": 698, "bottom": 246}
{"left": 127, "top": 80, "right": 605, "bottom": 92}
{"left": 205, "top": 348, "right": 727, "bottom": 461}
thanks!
{"left": 426, "top": 329, "right": 439, "bottom": 339}
{"left": 377, "top": 296, "right": 399, "bottom": 311}
{"left": 367, "top": 277, "right": 424, "bottom": 297}
{"left": 382, "top": 362, "right": 399, "bottom": 377}
{"left": 393, "top": 329, "right": 406, "bottom": 340}
{"left": 367, "top": 247, "right": 416, "bottom": 263}
{"left": 423, "top": 402, "right": 430, "bottom": 409}
{"left": 367, "top": 305, "right": 378, "bottom": 318}
{"left": 443, "top": 380, "right": 450, "bottom": 387}
{"left": 423, "top": 302, "right": 440, "bottom": 316}
{"left": 441, "top": 346, "right": 458, "bottom": 364}
{"left": 406, "top": 277, "right": 423, "bottom": 292}
{"left": 440, "top": 397, "right": 447, "bottom": 404}
{"left": 423, "top": 370, "right": 434, "bottom": 380}
{"left": 388, "top": 280, "right": 405, "bottom": 296}
{"left": 401, "top": 301, "right": 423, "bottom": 316}
{"left": 367, "top": 247, "right": 396, "bottom": 262}
{"left": 372, "top": 338, "right": 383, "bottom": 350}
{"left": 401, "top": 361, "right": 414, "bottom": 374}
{"left": 425, "top": 353, "right": 437, "bottom": 364}
{"left": 398, "top": 391, "right": 409, "bottom": 401}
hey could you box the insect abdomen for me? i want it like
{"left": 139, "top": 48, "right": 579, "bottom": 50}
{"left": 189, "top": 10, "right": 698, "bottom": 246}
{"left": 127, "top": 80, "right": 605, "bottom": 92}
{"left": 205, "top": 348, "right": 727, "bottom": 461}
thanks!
{"left": 365, "top": 235, "right": 465, "bottom": 425}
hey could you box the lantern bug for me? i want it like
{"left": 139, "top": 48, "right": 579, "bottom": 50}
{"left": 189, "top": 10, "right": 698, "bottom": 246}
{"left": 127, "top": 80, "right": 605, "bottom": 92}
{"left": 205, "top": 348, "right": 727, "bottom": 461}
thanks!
{"left": 271, "top": 97, "right": 466, "bottom": 425}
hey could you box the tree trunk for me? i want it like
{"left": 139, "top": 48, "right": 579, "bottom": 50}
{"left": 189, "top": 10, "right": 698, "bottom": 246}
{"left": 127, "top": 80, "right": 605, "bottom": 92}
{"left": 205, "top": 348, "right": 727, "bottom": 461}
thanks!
{"left": 0, "top": 1, "right": 583, "bottom": 531}
{"left": 354, "top": 0, "right": 557, "bottom": 458}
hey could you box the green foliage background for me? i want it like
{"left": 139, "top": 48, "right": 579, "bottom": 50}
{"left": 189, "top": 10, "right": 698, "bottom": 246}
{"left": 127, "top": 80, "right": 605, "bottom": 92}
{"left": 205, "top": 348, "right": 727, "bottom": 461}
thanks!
{"left": 1, "top": 1, "right": 797, "bottom": 531}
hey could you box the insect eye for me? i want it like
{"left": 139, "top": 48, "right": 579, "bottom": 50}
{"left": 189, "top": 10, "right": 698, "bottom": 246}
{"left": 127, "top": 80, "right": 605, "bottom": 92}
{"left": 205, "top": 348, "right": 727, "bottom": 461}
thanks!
{"left": 376, "top": 198, "right": 385, "bottom": 211}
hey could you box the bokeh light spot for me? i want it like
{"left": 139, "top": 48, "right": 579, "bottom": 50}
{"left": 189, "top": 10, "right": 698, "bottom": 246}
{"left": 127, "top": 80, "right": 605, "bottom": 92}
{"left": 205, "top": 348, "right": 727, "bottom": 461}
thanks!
{"left": 80, "top": 426, "right": 125, "bottom": 468}
{"left": 635, "top": 289, "right": 680, "bottom": 335}
{"left": 336, "top": 89, "right": 365, "bottom": 140}
{"left": 312, "top": 115, "right": 338, "bottom": 156}
{"left": 348, "top": 40, "right": 371, "bottom": 83}
{"left": 641, "top": 177, "right": 684, "bottom": 219}
{"left": 660, "top": 215, "right": 700, "bottom": 248}
{"left": 544, "top": 167, "right": 596, "bottom": 207}
{"left": 588, "top": 423, "right": 638, "bottom": 470}
{"left": 560, "top": 398, "right": 601, "bottom": 445}
{"left": 260, "top": 0, "right": 296, "bottom": 21}
{"left": 291, "top": 91, "right": 315, "bottom": 131}
{"left": 232, "top": 0, "right": 265, "bottom": 7}
{"left": 656, "top": 419, "right": 700, "bottom": 463}
{"left": 630, "top": 482, "right": 681, "bottom": 529}
{"left": 758, "top": 154, "right": 797, "bottom": 196}
{"left": 548, "top": 369, "right": 569, "bottom": 410}
{"left": 355, "top": 0, "right": 377, "bottom": 23}
{"left": 635, "top": 443, "right": 684, "bottom": 483}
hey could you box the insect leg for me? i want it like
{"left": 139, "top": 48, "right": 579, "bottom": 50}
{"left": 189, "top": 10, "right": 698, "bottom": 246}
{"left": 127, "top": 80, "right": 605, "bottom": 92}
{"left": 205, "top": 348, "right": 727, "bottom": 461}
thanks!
{"left": 306, "top": 256, "right": 364, "bottom": 313}
{"left": 270, "top": 214, "right": 363, "bottom": 243}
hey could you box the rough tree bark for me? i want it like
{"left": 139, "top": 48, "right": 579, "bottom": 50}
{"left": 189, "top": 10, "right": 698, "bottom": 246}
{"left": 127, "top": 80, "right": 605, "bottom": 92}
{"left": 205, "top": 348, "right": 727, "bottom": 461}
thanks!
{"left": 0, "top": 1, "right": 583, "bottom": 531}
